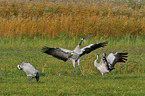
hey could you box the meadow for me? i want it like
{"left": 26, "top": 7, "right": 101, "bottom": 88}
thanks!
{"left": 0, "top": 37, "right": 145, "bottom": 95}
{"left": 0, "top": 0, "right": 145, "bottom": 95}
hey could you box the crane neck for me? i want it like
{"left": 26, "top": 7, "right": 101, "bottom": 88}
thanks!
{"left": 94, "top": 55, "right": 99, "bottom": 67}
{"left": 79, "top": 39, "right": 83, "bottom": 46}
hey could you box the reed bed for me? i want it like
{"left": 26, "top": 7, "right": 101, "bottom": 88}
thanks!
{"left": 0, "top": 0, "right": 145, "bottom": 38}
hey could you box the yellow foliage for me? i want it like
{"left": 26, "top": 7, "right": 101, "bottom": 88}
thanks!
{"left": 0, "top": 0, "right": 144, "bottom": 38}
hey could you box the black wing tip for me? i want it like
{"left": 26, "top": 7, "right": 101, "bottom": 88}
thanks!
{"left": 99, "top": 41, "right": 108, "bottom": 47}
{"left": 119, "top": 52, "right": 128, "bottom": 63}
{"left": 121, "top": 52, "right": 128, "bottom": 59}
{"left": 42, "top": 47, "right": 46, "bottom": 53}
{"left": 101, "top": 41, "right": 108, "bottom": 44}
{"left": 42, "top": 46, "right": 48, "bottom": 50}
{"left": 122, "top": 52, "right": 128, "bottom": 55}
{"left": 116, "top": 52, "right": 128, "bottom": 56}
{"left": 41, "top": 46, "right": 53, "bottom": 53}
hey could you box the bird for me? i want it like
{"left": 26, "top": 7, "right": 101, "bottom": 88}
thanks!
{"left": 17, "top": 61, "right": 40, "bottom": 83}
{"left": 42, "top": 38, "right": 108, "bottom": 76}
{"left": 94, "top": 52, "right": 128, "bottom": 78}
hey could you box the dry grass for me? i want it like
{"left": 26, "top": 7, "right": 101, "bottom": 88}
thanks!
{"left": 0, "top": 0, "right": 145, "bottom": 38}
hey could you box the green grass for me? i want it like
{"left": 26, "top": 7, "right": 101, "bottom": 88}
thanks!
{"left": 0, "top": 36, "right": 145, "bottom": 95}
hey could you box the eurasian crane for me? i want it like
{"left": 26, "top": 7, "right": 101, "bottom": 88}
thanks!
{"left": 17, "top": 61, "right": 40, "bottom": 83}
{"left": 42, "top": 38, "right": 108, "bottom": 76}
{"left": 94, "top": 52, "right": 128, "bottom": 78}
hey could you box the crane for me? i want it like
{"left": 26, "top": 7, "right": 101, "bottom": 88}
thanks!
{"left": 17, "top": 61, "right": 40, "bottom": 83}
{"left": 94, "top": 52, "right": 128, "bottom": 78}
{"left": 42, "top": 38, "right": 108, "bottom": 76}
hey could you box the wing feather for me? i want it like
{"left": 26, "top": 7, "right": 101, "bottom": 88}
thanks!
{"left": 80, "top": 41, "right": 108, "bottom": 57}
{"left": 107, "top": 52, "right": 128, "bottom": 67}
{"left": 42, "top": 46, "right": 72, "bottom": 62}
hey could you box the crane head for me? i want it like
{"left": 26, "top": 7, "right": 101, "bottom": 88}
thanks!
{"left": 95, "top": 54, "right": 99, "bottom": 60}
{"left": 81, "top": 37, "right": 86, "bottom": 42}
{"left": 17, "top": 65, "right": 22, "bottom": 70}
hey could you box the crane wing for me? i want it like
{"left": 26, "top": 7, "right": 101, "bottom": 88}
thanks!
{"left": 107, "top": 52, "right": 128, "bottom": 67}
{"left": 79, "top": 41, "right": 108, "bottom": 57}
{"left": 42, "top": 46, "right": 72, "bottom": 62}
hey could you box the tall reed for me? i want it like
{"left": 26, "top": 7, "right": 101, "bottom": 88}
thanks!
{"left": 0, "top": 0, "right": 144, "bottom": 38}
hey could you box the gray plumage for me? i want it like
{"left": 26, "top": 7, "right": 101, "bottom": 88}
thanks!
{"left": 17, "top": 61, "right": 40, "bottom": 83}
{"left": 94, "top": 52, "right": 128, "bottom": 78}
{"left": 42, "top": 38, "right": 108, "bottom": 76}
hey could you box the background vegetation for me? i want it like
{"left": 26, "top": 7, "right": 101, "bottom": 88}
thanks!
{"left": 0, "top": 0, "right": 145, "bottom": 38}
{"left": 0, "top": 0, "right": 144, "bottom": 95}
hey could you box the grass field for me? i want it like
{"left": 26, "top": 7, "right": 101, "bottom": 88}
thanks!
{"left": 0, "top": 37, "right": 144, "bottom": 95}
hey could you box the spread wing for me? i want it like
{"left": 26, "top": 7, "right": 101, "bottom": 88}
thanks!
{"left": 107, "top": 52, "right": 128, "bottom": 67}
{"left": 42, "top": 46, "right": 72, "bottom": 62}
{"left": 79, "top": 41, "right": 108, "bottom": 57}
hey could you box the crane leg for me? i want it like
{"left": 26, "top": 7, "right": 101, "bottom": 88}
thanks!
{"left": 101, "top": 73, "right": 104, "bottom": 79}
{"left": 74, "top": 69, "right": 76, "bottom": 76}
{"left": 56, "top": 62, "right": 65, "bottom": 76}
{"left": 77, "top": 59, "right": 84, "bottom": 77}
{"left": 70, "top": 59, "right": 76, "bottom": 76}
{"left": 27, "top": 76, "right": 31, "bottom": 84}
